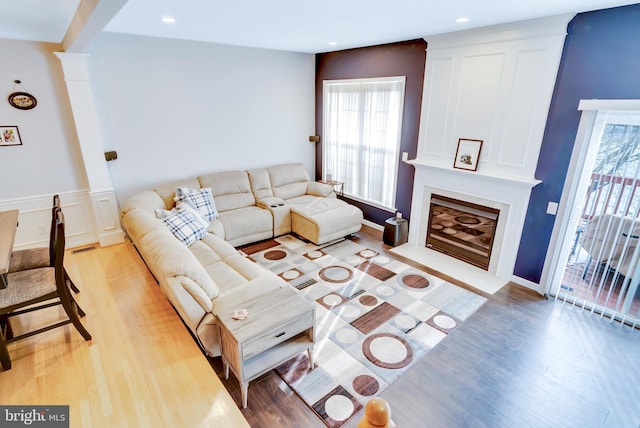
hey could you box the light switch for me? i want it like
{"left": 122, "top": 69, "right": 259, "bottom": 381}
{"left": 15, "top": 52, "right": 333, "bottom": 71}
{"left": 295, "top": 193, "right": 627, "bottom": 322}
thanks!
{"left": 546, "top": 201, "right": 558, "bottom": 215}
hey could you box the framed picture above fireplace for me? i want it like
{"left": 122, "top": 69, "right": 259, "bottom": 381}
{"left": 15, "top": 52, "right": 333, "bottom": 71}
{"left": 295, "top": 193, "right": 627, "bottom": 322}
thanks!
{"left": 453, "top": 138, "right": 483, "bottom": 171}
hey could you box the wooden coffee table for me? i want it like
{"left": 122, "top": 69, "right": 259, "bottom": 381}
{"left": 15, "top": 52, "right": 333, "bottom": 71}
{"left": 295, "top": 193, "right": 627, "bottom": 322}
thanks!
{"left": 217, "top": 286, "right": 315, "bottom": 408}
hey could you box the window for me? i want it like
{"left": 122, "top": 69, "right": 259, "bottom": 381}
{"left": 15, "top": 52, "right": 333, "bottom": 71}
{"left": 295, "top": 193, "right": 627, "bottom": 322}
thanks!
{"left": 323, "top": 76, "right": 406, "bottom": 209}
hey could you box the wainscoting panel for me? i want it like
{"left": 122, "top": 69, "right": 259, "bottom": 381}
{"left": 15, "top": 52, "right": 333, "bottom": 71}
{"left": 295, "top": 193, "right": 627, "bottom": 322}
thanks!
{"left": 0, "top": 191, "right": 99, "bottom": 250}
{"left": 417, "top": 15, "right": 571, "bottom": 180}
{"left": 420, "top": 57, "right": 454, "bottom": 158}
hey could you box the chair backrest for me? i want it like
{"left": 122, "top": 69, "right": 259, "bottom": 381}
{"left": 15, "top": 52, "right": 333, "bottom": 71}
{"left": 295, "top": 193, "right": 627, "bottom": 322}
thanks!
{"left": 52, "top": 208, "right": 71, "bottom": 298}
{"left": 48, "top": 195, "right": 61, "bottom": 265}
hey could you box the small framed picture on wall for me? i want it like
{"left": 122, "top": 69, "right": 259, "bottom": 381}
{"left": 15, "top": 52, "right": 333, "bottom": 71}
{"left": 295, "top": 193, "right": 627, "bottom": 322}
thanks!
{"left": 0, "top": 126, "right": 22, "bottom": 147}
{"left": 453, "top": 138, "right": 483, "bottom": 171}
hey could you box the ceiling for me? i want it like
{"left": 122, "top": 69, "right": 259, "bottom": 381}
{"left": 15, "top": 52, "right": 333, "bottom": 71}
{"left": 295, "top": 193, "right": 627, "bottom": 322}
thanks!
{"left": 1, "top": 0, "right": 639, "bottom": 53}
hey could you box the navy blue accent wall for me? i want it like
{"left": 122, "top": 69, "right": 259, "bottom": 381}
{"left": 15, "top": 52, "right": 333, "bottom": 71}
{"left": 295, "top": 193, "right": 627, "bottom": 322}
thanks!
{"left": 514, "top": 4, "right": 640, "bottom": 283}
{"left": 315, "top": 40, "right": 427, "bottom": 225}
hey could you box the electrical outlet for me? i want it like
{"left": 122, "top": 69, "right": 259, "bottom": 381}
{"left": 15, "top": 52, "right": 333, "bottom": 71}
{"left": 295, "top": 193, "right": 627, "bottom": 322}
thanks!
{"left": 38, "top": 224, "right": 47, "bottom": 234}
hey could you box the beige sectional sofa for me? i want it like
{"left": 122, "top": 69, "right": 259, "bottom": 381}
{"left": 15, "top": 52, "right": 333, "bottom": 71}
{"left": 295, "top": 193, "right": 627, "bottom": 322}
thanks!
{"left": 120, "top": 163, "right": 363, "bottom": 356}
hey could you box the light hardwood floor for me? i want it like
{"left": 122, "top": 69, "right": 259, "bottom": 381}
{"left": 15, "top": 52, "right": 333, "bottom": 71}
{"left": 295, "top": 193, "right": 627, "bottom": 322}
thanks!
{"left": 0, "top": 240, "right": 248, "bottom": 428}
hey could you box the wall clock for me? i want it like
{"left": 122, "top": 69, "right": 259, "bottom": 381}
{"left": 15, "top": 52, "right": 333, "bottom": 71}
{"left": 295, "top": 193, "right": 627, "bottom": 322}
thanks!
{"left": 8, "top": 91, "right": 37, "bottom": 110}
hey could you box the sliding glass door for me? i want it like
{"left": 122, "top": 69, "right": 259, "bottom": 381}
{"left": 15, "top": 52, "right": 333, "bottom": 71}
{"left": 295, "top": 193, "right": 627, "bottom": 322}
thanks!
{"left": 546, "top": 101, "right": 640, "bottom": 328}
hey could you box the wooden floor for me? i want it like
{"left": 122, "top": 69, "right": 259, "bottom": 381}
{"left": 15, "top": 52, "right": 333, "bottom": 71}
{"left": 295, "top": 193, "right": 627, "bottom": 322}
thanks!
{"left": 3, "top": 226, "right": 640, "bottom": 427}
{"left": 0, "top": 241, "right": 248, "bottom": 427}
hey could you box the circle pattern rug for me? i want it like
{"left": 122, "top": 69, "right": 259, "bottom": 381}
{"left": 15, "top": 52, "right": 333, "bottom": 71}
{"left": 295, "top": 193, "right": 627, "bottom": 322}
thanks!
{"left": 249, "top": 235, "right": 487, "bottom": 428}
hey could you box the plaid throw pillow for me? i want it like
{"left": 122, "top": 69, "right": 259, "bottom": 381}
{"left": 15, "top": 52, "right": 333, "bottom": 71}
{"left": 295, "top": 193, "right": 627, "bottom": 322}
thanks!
{"left": 160, "top": 209, "right": 208, "bottom": 246}
{"left": 175, "top": 187, "right": 218, "bottom": 221}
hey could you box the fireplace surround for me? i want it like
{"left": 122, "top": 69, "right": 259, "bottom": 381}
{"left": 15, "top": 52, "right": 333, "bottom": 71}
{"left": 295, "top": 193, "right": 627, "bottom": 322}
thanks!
{"left": 404, "top": 160, "right": 540, "bottom": 286}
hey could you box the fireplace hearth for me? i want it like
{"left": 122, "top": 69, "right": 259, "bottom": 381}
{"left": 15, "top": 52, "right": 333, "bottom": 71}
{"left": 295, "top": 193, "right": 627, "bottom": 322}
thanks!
{"left": 426, "top": 195, "right": 499, "bottom": 270}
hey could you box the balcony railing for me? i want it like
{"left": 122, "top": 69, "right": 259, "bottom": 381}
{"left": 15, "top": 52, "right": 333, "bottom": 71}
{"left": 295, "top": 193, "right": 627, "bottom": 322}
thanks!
{"left": 581, "top": 173, "right": 640, "bottom": 221}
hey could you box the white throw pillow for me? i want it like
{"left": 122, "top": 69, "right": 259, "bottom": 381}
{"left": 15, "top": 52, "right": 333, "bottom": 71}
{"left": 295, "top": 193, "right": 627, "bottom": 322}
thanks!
{"left": 156, "top": 201, "right": 209, "bottom": 246}
{"left": 175, "top": 186, "right": 218, "bottom": 221}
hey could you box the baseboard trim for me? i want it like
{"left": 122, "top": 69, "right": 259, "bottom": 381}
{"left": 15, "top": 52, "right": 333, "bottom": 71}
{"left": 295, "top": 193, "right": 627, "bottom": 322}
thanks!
{"left": 363, "top": 219, "right": 383, "bottom": 231}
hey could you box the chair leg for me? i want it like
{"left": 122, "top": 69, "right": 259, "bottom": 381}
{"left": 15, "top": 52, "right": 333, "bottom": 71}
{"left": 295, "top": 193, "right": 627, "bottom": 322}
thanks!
{"left": 71, "top": 298, "right": 86, "bottom": 318}
{"left": 59, "top": 294, "right": 91, "bottom": 342}
{"left": 0, "top": 330, "right": 11, "bottom": 370}
{"left": 0, "top": 316, "right": 13, "bottom": 340}
{"left": 65, "top": 270, "right": 80, "bottom": 293}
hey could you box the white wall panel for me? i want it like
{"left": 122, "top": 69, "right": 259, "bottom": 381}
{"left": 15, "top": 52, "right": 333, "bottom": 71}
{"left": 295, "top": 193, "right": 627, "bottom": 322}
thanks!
{"left": 453, "top": 53, "right": 505, "bottom": 162}
{"left": 0, "top": 192, "right": 96, "bottom": 250}
{"left": 498, "top": 49, "right": 548, "bottom": 170}
{"left": 417, "top": 15, "right": 571, "bottom": 179}
{"left": 419, "top": 57, "right": 454, "bottom": 158}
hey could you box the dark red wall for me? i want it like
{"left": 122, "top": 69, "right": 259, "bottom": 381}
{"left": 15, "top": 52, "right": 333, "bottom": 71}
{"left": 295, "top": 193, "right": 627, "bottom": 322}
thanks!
{"left": 315, "top": 39, "right": 427, "bottom": 225}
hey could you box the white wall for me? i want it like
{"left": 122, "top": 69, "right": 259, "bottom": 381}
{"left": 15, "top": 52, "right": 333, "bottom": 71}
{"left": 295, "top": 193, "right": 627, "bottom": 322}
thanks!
{"left": 86, "top": 33, "right": 316, "bottom": 203}
{"left": 0, "top": 39, "right": 87, "bottom": 200}
{"left": 0, "top": 39, "right": 95, "bottom": 250}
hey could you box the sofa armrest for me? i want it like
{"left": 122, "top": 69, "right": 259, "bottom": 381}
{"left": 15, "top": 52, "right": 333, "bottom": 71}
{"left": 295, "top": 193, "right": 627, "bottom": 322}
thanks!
{"left": 307, "top": 181, "right": 335, "bottom": 198}
{"left": 212, "top": 275, "right": 288, "bottom": 316}
{"left": 257, "top": 196, "right": 286, "bottom": 208}
{"left": 178, "top": 275, "right": 214, "bottom": 313}
{"left": 257, "top": 197, "right": 291, "bottom": 236}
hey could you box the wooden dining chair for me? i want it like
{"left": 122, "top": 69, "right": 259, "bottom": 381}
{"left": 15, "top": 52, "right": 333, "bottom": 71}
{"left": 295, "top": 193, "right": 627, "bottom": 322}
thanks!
{"left": 0, "top": 208, "right": 91, "bottom": 371}
{"left": 8, "top": 194, "right": 80, "bottom": 293}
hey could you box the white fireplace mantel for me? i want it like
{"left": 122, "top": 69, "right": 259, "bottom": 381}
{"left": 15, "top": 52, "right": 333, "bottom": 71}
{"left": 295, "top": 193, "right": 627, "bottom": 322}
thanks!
{"left": 402, "top": 159, "right": 541, "bottom": 289}
{"left": 408, "top": 159, "right": 541, "bottom": 188}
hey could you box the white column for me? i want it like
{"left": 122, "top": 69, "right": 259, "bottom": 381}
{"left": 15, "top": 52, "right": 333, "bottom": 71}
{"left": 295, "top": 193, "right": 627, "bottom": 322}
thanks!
{"left": 54, "top": 52, "right": 124, "bottom": 247}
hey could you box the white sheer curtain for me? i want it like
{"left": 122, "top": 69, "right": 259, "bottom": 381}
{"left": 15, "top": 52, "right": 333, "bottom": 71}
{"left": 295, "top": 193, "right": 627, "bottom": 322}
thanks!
{"left": 323, "top": 77, "right": 405, "bottom": 209}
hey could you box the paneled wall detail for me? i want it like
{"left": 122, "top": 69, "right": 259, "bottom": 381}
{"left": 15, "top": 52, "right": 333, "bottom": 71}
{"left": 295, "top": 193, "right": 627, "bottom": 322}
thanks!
{"left": 417, "top": 15, "right": 572, "bottom": 180}
{"left": 0, "top": 191, "right": 98, "bottom": 250}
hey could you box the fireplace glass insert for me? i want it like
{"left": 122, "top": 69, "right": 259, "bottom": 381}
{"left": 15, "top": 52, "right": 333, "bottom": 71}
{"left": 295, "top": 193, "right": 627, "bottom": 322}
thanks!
{"left": 426, "top": 194, "right": 499, "bottom": 271}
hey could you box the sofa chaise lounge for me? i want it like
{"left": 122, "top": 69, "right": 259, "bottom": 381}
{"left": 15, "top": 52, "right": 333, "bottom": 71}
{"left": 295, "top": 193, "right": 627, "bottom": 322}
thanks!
{"left": 120, "top": 163, "right": 363, "bottom": 356}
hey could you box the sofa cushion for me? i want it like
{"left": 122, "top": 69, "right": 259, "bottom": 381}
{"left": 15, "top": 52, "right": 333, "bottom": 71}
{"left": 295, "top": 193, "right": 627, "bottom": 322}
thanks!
{"left": 268, "top": 163, "right": 310, "bottom": 200}
{"left": 247, "top": 168, "right": 273, "bottom": 200}
{"left": 121, "top": 208, "right": 164, "bottom": 244}
{"left": 291, "top": 198, "right": 363, "bottom": 244}
{"left": 217, "top": 206, "right": 273, "bottom": 242}
{"left": 199, "top": 170, "right": 256, "bottom": 212}
{"left": 175, "top": 186, "right": 218, "bottom": 221}
{"left": 307, "top": 181, "right": 335, "bottom": 198}
{"left": 140, "top": 229, "right": 220, "bottom": 300}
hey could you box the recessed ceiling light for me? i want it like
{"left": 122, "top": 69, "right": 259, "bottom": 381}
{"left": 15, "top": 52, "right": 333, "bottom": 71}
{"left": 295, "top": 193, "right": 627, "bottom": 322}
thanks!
{"left": 161, "top": 16, "right": 176, "bottom": 24}
{"left": 328, "top": 41, "right": 337, "bottom": 46}
{"left": 456, "top": 17, "right": 469, "bottom": 23}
